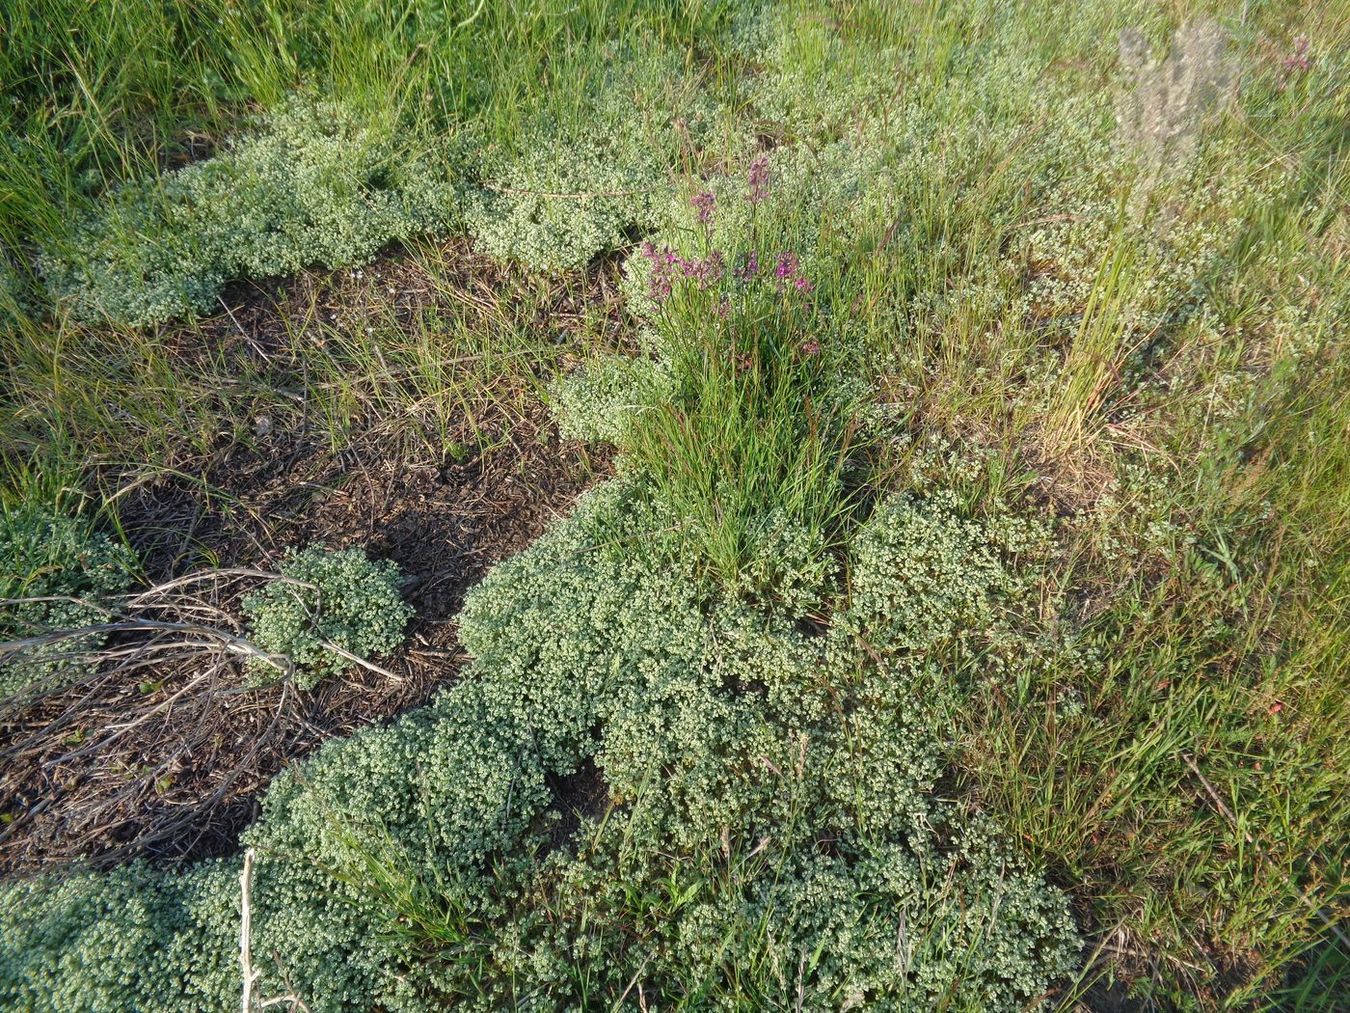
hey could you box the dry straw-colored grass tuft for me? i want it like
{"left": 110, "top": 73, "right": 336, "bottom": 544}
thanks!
{"left": 1117, "top": 18, "right": 1235, "bottom": 214}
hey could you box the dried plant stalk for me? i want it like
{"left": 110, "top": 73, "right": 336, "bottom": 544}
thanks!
{"left": 1117, "top": 18, "right": 1235, "bottom": 216}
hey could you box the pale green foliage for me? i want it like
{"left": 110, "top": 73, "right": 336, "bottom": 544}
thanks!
{"left": 0, "top": 504, "right": 137, "bottom": 699}
{"left": 455, "top": 481, "right": 1073, "bottom": 1006}
{"left": 1011, "top": 160, "right": 1280, "bottom": 346}
{"left": 465, "top": 133, "right": 662, "bottom": 271}
{"left": 32, "top": 40, "right": 733, "bottom": 319}
{"left": 736, "top": 830, "right": 1074, "bottom": 1009}
{"left": 548, "top": 354, "right": 671, "bottom": 443}
{"left": 242, "top": 546, "right": 412, "bottom": 689}
{"left": 2, "top": 0, "right": 1344, "bottom": 1006}
{"left": 480, "top": 806, "right": 1076, "bottom": 1010}
{"left": 213, "top": 484, "right": 703, "bottom": 1007}
{"left": 41, "top": 100, "right": 461, "bottom": 325}
{"left": 839, "top": 490, "right": 1047, "bottom": 656}
{"left": 0, "top": 860, "right": 238, "bottom": 1011}
{"left": 0, "top": 480, "right": 1077, "bottom": 1009}
{"left": 1071, "top": 460, "right": 1198, "bottom": 567}
{"left": 733, "top": 3, "right": 901, "bottom": 139}
{"left": 729, "top": 508, "right": 840, "bottom": 618}
{"left": 464, "top": 46, "right": 726, "bottom": 271}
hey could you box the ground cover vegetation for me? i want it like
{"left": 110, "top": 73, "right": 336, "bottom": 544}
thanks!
{"left": 0, "top": 0, "right": 1346, "bottom": 1009}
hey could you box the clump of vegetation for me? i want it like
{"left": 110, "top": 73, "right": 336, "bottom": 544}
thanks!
{"left": 733, "top": 2, "right": 903, "bottom": 141}
{"left": 0, "top": 859, "right": 239, "bottom": 1010}
{"left": 40, "top": 100, "right": 461, "bottom": 325}
{"left": 23, "top": 32, "right": 727, "bottom": 320}
{"left": 242, "top": 546, "right": 411, "bottom": 690}
{"left": 1, "top": 0, "right": 1347, "bottom": 1008}
{"left": 464, "top": 133, "right": 662, "bottom": 271}
{"left": 0, "top": 479, "right": 1078, "bottom": 1010}
{"left": 463, "top": 43, "right": 727, "bottom": 272}
{"left": 838, "top": 489, "right": 1051, "bottom": 658}
{"left": 591, "top": 149, "right": 892, "bottom": 608}
{"left": 626, "top": 234, "right": 861, "bottom": 604}
{"left": 0, "top": 502, "right": 138, "bottom": 699}
{"left": 549, "top": 353, "right": 672, "bottom": 443}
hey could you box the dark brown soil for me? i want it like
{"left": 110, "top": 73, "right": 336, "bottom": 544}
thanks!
{"left": 0, "top": 406, "right": 605, "bottom": 879}
{"left": 0, "top": 241, "right": 619, "bottom": 878}
{"left": 545, "top": 757, "right": 613, "bottom": 852}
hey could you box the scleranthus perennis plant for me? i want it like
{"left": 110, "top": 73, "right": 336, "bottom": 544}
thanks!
{"left": 40, "top": 99, "right": 462, "bottom": 326}
{"left": 242, "top": 547, "right": 411, "bottom": 690}
{"left": 623, "top": 165, "right": 863, "bottom": 609}
{"left": 0, "top": 503, "right": 138, "bottom": 699}
{"left": 0, "top": 480, "right": 1079, "bottom": 1010}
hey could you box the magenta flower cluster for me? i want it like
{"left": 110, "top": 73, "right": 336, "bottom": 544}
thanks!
{"left": 686, "top": 153, "right": 770, "bottom": 231}
{"left": 773, "top": 252, "right": 812, "bottom": 293}
{"left": 1283, "top": 36, "right": 1311, "bottom": 73}
{"left": 747, "top": 154, "right": 770, "bottom": 204}
{"left": 638, "top": 153, "right": 813, "bottom": 307}
{"left": 641, "top": 241, "right": 813, "bottom": 306}
{"left": 641, "top": 242, "right": 727, "bottom": 301}
{"left": 691, "top": 190, "right": 716, "bottom": 224}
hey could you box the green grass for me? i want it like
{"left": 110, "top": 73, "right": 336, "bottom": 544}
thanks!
{"left": 0, "top": 0, "right": 737, "bottom": 286}
{"left": 1, "top": 0, "right": 1347, "bottom": 1009}
{"left": 0, "top": 240, "right": 611, "bottom": 500}
{"left": 623, "top": 238, "right": 863, "bottom": 602}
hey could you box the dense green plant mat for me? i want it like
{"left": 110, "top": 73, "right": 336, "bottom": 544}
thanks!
{"left": 0, "top": 500, "right": 138, "bottom": 699}
{"left": 0, "top": 480, "right": 1078, "bottom": 1009}
{"left": 1, "top": 0, "right": 1347, "bottom": 1009}
{"left": 242, "top": 546, "right": 412, "bottom": 689}
{"left": 39, "top": 101, "right": 462, "bottom": 326}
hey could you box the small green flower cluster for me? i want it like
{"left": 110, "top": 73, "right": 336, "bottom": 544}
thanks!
{"left": 1, "top": 480, "right": 1078, "bottom": 1010}
{"left": 548, "top": 353, "right": 672, "bottom": 443}
{"left": 838, "top": 489, "right": 1040, "bottom": 656}
{"left": 40, "top": 38, "right": 733, "bottom": 321}
{"left": 464, "top": 132, "right": 662, "bottom": 272}
{"left": 242, "top": 546, "right": 412, "bottom": 690}
{"left": 462, "top": 40, "right": 731, "bottom": 273}
{"left": 732, "top": 3, "right": 904, "bottom": 141}
{"left": 0, "top": 860, "right": 239, "bottom": 1011}
{"left": 41, "top": 100, "right": 462, "bottom": 325}
{"left": 0, "top": 504, "right": 138, "bottom": 700}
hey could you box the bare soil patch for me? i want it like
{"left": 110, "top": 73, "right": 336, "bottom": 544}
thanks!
{"left": 0, "top": 242, "right": 619, "bottom": 877}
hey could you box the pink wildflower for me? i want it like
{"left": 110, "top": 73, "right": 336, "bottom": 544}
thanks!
{"left": 691, "top": 190, "right": 716, "bottom": 224}
{"left": 1283, "top": 36, "right": 1311, "bottom": 73}
{"left": 747, "top": 154, "right": 770, "bottom": 204}
{"left": 642, "top": 242, "right": 680, "bottom": 303}
{"left": 680, "top": 250, "right": 725, "bottom": 289}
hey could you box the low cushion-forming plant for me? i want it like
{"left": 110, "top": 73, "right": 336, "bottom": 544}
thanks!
{"left": 41, "top": 100, "right": 463, "bottom": 326}
{"left": 0, "top": 504, "right": 138, "bottom": 700}
{"left": 242, "top": 546, "right": 412, "bottom": 690}
{"left": 0, "top": 480, "right": 1078, "bottom": 1010}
